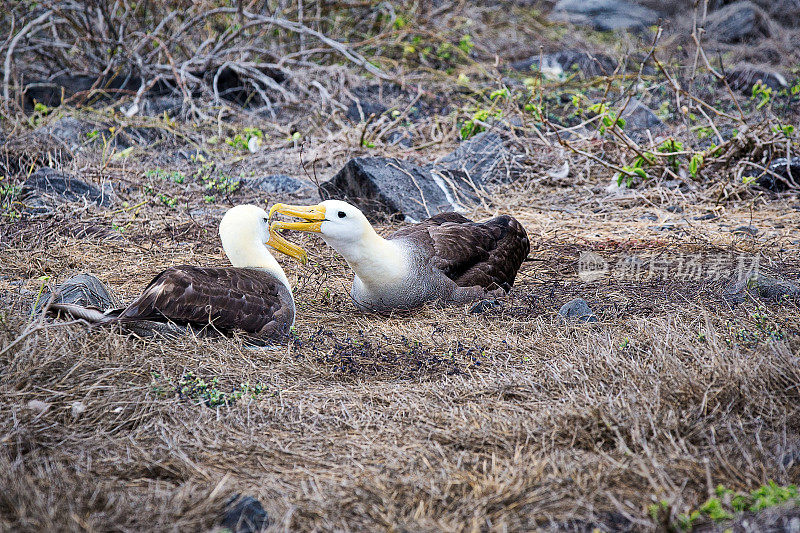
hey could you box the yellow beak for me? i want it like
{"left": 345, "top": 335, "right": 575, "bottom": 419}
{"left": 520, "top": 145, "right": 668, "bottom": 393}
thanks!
{"left": 266, "top": 225, "right": 308, "bottom": 265}
{"left": 269, "top": 203, "right": 327, "bottom": 234}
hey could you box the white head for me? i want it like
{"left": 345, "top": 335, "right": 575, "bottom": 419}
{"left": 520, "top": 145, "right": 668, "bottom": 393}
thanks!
{"left": 269, "top": 200, "right": 406, "bottom": 284}
{"left": 268, "top": 199, "right": 379, "bottom": 247}
{"left": 218, "top": 204, "right": 307, "bottom": 288}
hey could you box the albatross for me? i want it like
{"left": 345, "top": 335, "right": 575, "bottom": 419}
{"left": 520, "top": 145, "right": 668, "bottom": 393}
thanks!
{"left": 269, "top": 200, "right": 530, "bottom": 312}
{"left": 48, "top": 204, "right": 307, "bottom": 342}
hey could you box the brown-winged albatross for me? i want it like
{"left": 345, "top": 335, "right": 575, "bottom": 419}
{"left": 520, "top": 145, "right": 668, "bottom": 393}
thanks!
{"left": 48, "top": 204, "right": 306, "bottom": 342}
{"left": 269, "top": 200, "right": 530, "bottom": 312}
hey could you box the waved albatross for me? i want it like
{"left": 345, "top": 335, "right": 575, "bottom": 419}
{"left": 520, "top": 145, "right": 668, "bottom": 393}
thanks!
{"left": 270, "top": 200, "right": 530, "bottom": 312}
{"left": 48, "top": 204, "right": 306, "bottom": 342}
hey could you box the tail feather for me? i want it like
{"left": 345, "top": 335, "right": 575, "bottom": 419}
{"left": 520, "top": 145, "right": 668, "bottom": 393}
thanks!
{"left": 49, "top": 303, "right": 117, "bottom": 324}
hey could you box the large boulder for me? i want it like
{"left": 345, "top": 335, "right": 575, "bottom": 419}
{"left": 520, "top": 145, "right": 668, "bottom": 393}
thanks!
{"left": 705, "top": 1, "right": 772, "bottom": 43}
{"left": 549, "top": 0, "right": 659, "bottom": 31}
{"left": 320, "top": 157, "right": 479, "bottom": 222}
{"left": 752, "top": 157, "right": 800, "bottom": 192}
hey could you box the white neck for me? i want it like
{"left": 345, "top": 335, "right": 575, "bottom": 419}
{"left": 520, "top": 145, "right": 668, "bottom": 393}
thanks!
{"left": 325, "top": 228, "right": 407, "bottom": 289}
{"left": 223, "top": 238, "right": 292, "bottom": 290}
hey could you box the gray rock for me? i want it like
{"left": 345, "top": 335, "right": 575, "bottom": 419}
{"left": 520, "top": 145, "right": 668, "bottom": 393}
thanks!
{"left": 222, "top": 495, "right": 269, "bottom": 533}
{"left": 432, "top": 131, "right": 519, "bottom": 185}
{"left": 509, "top": 50, "right": 618, "bottom": 78}
{"left": 705, "top": 1, "right": 772, "bottom": 43}
{"left": 21, "top": 167, "right": 114, "bottom": 213}
{"left": 320, "top": 157, "right": 479, "bottom": 222}
{"left": 346, "top": 99, "right": 388, "bottom": 122}
{"left": 620, "top": 98, "right": 664, "bottom": 142}
{"left": 724, "top": 272, "right": 800, "bottom": 305}
{"left": 748, "top": 273, "right": 800, "bottom": 301}
{"left": 558, "top": 298, "right": 599, "bottom": 323}
{"left": 139, "top": 96, "right": 184, "bottom": 117}
{"left": 36, "top": 117, "right": 95, "bottom": 152}
{"left": 35, "top": 116, "right": 159, "bottom": 151}
{"left": 243, "top": 174, "right": 308, "bottom": 194}
{"left": 549, "top": 0, "right": 659, "bottom": 31}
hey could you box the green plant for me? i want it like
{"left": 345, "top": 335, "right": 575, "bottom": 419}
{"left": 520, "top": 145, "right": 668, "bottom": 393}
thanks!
{"left": 226, "top": 127, "right": 264, "bottom": 152}
{"left": 459, "top": 108, "right": 502, "bottom": 139}
{"left": 751, "top": 81, "right": 773, "bottom": 109}
{"left": 458, "top": 34, "right": 474, "bottom": 55}
{"left": 772, "top": 124, "right": 795, "bottom": 138}
{"left": 160, "top": 371, "right": 269, "bottom": 408}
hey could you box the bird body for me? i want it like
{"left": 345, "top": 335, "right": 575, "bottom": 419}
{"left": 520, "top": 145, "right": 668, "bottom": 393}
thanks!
{"left": 48, "top": 205, "right": 306, "bottom": 342}
{"left": 270, "top": 201, "right": 529, "bottom": 312}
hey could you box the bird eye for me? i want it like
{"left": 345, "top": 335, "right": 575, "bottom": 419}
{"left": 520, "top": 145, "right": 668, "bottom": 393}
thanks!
{"left": 337, "top": 211, "right": 346, "bottom": 218}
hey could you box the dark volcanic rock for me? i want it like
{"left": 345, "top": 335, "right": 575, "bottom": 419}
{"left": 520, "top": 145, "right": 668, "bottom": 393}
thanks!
{"left": 21, "top": 167, "right": 114, "bottom": 213}
{"left": 433, "top": 131, "right": 520, "bottom": 185}
{"left": 549, "top": 0, "right": 659, "bottom": 31}
{"left": 558, "top": 298, "right": 599, "bottom": 323}
{"left": 222, "top": 495, "right": 269, "bottom": 533}
{"left": 320, "top": 157, "right": 478, "bottom": 222}
{"left": 470, "top": 299, "right": 502, "bottom": 314}
{"left": 242, "top": 174, "right": 308, "bottom": 194}
{"left": 705, "top": 1, "right": 772, "bottom": 43}
{"left": 752, "top": 157, "right": 800, "bottom": 191}
{"left": 509, "top": 50, "right": 618, "bottom": 78}
{"left": 728, "top": 65, "right": 788, "bottom": 92}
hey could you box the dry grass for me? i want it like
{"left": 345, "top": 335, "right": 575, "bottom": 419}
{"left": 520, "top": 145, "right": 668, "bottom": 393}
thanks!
{"left": 2, "top": 1, "right": 800, "bottom": 530}
{"left": 1, "top": 184, "right": 799, "bottom": 531}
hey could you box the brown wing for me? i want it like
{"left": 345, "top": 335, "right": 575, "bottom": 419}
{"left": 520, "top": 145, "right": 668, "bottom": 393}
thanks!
{"left": 392, "top": 214, "right": 530, "bottom": 291}
{"left": 116, "top": 266, "right": 294, "bottom": 339}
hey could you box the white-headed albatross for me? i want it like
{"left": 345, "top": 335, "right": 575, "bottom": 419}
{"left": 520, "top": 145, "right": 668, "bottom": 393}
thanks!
{"left": 269, "top": 200, "right": 530, "bottom": 312}
{"left": 48, "top": 204, "right": 307, "bottom": 342}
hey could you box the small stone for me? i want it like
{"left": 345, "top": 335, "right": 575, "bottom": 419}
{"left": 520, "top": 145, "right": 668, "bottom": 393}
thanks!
{"left": 222, "top": 495, "right": 269, "bottom": 533}
{"left": 639, "top": 213, "right": 658, "bottom": 221}
{"left": 732, "top": 225, "right": 759, "bottom": 236}
{"left": 558, "top": 298, "right": 598, "bottom": 323}
{"left": 694, "top": 213, "right": 718, "bottom": 221}
{"left": 469, "top": 299, "right": 502, "bottom": 314}
{"left": 27, "top": 400, "right": 50, "bottom": 414}
{"left": 665, "top": 205, "right": 684, "bottom": 213}
{"left": 71, "top": 401, "right": 86, "bottom": 418}
{"left": 619, "top": 98, "right": 665, "bottom": 142}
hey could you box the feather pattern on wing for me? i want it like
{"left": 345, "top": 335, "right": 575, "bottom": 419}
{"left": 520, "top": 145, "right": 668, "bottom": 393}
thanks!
{"left": 391, "top": 213, "right": 530, "bottom": 291}
{"left": 116, "top": 266, "right": 294, "bottom": 339}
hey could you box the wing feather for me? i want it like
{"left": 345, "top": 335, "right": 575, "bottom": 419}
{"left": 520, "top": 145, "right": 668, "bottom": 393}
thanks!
{"left": 391, "top": 214, "right": 529, "bottom": 291}
{"left": 117, "top": 266, "right": 293, "bottom": 339}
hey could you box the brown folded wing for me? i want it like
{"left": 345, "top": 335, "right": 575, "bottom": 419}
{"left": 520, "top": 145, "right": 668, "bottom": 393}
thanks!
{"left": 391, "top": 213, "right": 530, "bottom": 291}
{"left": 116, "top": 266, "right": 294, "bottom": 339}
